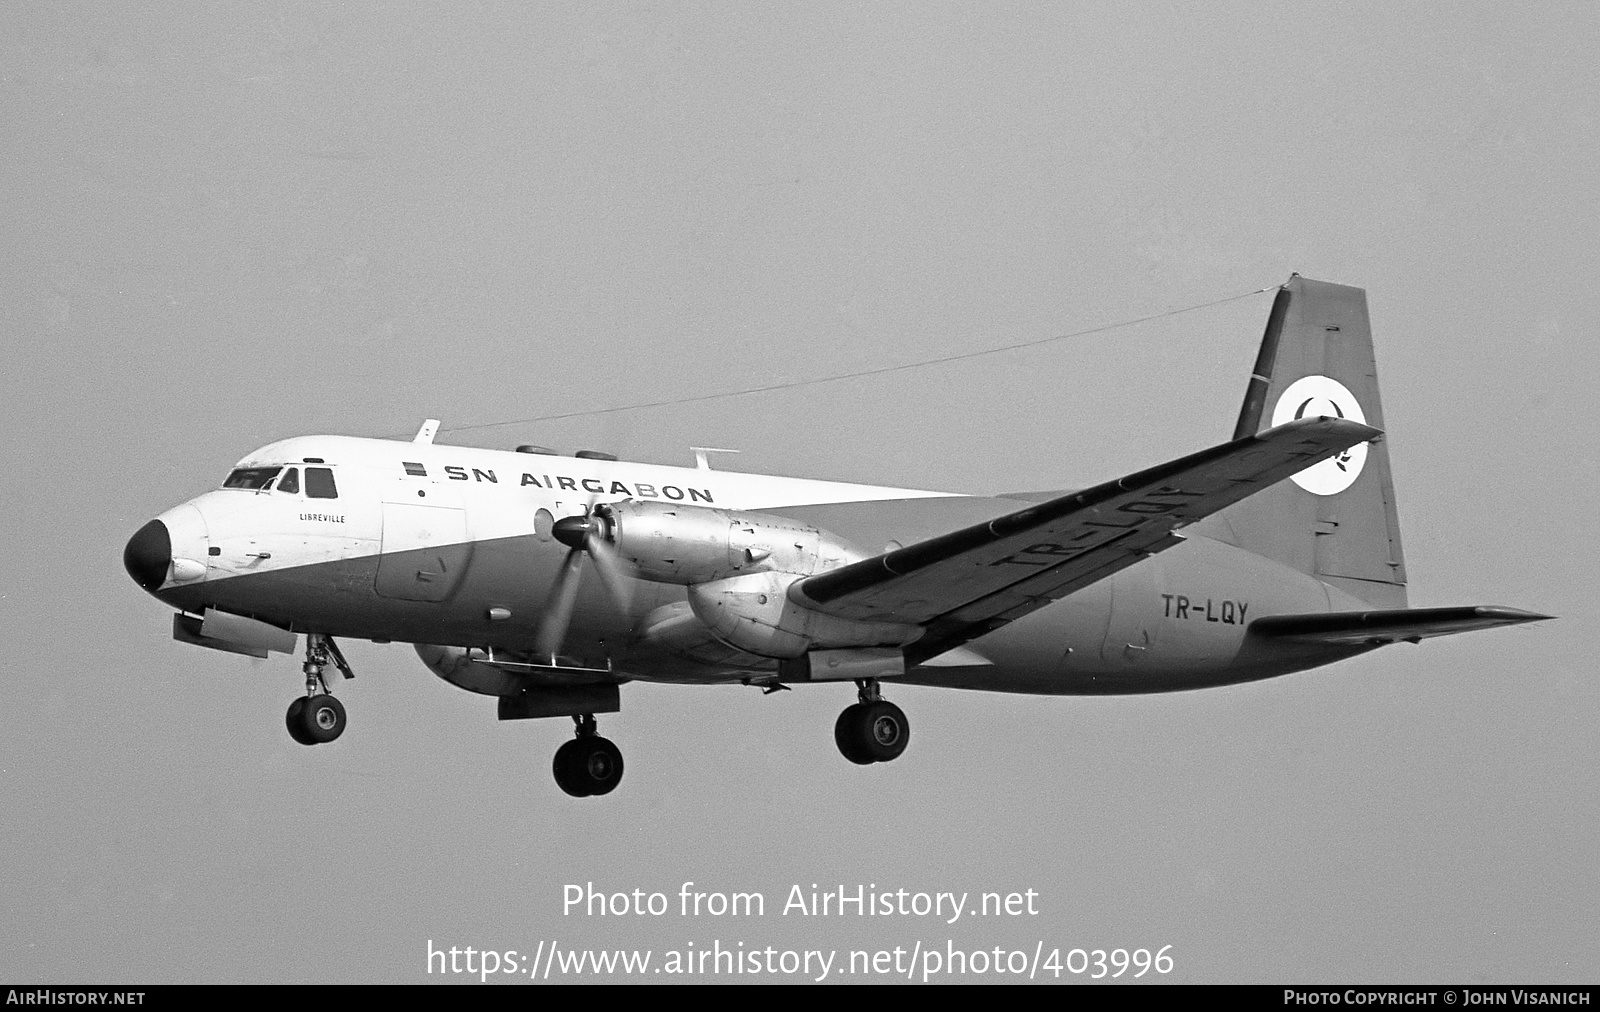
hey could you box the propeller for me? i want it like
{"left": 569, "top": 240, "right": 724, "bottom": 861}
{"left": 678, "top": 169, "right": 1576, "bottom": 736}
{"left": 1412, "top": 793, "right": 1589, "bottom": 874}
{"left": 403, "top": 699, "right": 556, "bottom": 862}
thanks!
{"left": 534, "top": 503, "right": 637, "bottom": 662}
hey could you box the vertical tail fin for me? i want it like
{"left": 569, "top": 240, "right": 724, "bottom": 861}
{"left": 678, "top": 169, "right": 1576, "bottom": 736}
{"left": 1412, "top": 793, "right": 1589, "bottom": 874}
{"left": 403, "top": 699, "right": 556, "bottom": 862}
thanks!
{"left": 1209, "top": 275, "right": 1408, "bottom": 608}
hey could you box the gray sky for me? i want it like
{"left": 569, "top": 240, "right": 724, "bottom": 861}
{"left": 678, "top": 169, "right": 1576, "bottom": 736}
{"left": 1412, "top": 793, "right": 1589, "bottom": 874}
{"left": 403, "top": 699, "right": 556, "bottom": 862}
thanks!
{"left": 2, "top": 2, "right": 1595, "bottom": 983}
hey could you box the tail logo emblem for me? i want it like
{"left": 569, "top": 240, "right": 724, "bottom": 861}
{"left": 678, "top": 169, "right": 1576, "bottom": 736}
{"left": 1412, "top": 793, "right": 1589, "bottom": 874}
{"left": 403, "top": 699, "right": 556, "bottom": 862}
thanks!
{"left": 1272, "top": 375, "right": 1369, "bottom": 495}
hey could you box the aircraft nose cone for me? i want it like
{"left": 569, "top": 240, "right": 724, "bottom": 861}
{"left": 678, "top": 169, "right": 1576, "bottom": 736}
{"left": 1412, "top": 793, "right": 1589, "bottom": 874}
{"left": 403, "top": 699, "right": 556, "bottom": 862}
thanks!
{"left": 124, "top": 519, "right": 171, "bottom": 591}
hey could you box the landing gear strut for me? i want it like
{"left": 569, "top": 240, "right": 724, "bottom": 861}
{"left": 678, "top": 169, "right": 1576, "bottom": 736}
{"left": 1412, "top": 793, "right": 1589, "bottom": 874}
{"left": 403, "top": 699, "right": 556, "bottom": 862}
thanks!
{"left": 286, "top": 633, "right": 352, "bottom": 746}
{"left": 834, "top": 679, "right": 910, "bottom": 765}
{"left": 552, "top": 714, "right": 624, "bottom": 797}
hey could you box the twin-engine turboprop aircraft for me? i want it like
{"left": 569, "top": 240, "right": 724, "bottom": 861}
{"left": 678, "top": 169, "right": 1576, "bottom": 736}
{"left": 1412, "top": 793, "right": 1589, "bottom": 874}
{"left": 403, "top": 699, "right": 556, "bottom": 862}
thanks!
{"left": 124, "top": 276, "right": 1549, "bottom": 797}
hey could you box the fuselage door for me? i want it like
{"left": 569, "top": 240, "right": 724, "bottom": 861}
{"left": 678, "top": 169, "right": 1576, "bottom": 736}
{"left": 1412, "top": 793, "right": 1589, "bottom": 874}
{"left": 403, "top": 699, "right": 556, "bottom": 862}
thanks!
{"left": 376, "top": 501, "right": 472, "bottom": 602}
{"left": 1099, "top": 567, "right": 1161, "bottom": 666}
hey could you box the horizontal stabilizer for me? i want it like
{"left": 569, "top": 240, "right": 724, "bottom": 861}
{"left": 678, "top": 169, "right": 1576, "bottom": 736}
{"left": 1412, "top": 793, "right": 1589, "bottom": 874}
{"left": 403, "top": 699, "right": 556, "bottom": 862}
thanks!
{"left": 1249, "top": 606, "right": 1552, "bottom": 646}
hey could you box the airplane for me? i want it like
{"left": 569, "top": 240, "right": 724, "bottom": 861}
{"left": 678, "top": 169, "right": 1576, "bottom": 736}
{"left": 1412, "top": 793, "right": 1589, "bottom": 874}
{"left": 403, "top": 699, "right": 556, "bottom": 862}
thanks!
{"left": 123, "top": 275, "right": 1551, "bottom": 797}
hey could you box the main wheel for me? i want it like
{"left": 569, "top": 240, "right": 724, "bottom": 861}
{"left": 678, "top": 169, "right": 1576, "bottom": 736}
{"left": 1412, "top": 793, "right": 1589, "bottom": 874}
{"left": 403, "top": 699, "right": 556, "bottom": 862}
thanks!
{"left": 299, "top": 694, "right": 347, "bottom": 744}
{"left": 579, "top": 737, "right": 624, "bottom": 796}
{"left": 834, "top": 704, "right": 876, "bottom": 765}
{"left": 553, "top": 736, "right": 625, "bottom": 797}
{"left": 285, "top": 698, "right": 315, "bottom": 746}
{"left": 860, "top": 700, "right": 909, "bottom": 762}
{"left": 553, "top": 739, "right": 592, "bottom": 797}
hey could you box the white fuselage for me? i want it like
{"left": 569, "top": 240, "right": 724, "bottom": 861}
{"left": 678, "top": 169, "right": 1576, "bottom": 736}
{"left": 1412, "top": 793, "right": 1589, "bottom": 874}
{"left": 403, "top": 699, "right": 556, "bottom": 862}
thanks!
{"left": 140, "top": 434, "right": 1370, "bottom": 696}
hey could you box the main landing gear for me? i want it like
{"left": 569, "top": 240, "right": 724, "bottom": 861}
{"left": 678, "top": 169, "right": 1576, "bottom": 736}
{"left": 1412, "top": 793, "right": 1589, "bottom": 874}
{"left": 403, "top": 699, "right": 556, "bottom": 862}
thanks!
{"left": 286, "top": 633, "right": 353, "bottom": 746}
{"left": 552, "top": 714, "right": 624, "bottom": 798}
{"left": 834, "top": 679, "right": 910, "bottom": 765}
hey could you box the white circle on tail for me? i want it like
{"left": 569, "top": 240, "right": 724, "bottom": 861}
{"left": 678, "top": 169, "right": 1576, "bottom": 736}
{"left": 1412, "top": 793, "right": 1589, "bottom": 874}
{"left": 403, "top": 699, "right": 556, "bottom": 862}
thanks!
{"left": 1271, "top": 375, "right": 1369, "bottom": 495}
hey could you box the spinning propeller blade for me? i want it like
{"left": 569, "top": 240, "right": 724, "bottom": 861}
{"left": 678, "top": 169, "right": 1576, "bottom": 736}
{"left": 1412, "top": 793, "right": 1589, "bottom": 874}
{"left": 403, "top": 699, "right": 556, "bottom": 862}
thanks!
{"left": 584, "top": 534, "right": 635, "bottom": 613}
{"left": 535, "top": 505, "right": 637, "bottom": 662}
{"left": 535, "top": 547, "right": 586, "bottom": 660}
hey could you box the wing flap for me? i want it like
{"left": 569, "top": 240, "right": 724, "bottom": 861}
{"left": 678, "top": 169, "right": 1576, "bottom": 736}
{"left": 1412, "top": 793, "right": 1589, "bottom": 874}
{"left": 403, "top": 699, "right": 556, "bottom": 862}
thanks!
{"left": 1249, "top": 606, "right": 1552, "bottom": 646}
{"left": 796, "top": 417, "right": 1380, "bottom": 647}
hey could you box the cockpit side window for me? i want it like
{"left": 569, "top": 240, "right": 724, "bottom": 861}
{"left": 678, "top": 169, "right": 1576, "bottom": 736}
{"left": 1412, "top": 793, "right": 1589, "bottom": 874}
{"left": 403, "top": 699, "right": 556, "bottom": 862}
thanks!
{"left": 305, "top": 467, "right": 338, "bottom": 499}
{"left": 223, "top": 467, "right": 281, "bottom": 490}
{"left": 277, "top": 467, "right": 300, "bottom": 494}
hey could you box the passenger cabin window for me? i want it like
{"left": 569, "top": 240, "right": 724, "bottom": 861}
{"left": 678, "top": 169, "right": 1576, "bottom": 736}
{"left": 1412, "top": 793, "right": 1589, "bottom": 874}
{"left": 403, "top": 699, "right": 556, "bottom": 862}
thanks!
{"left": 223, "top": 467, "right": 281, "bottom": 490}
{"left": 277, "top": 468, "right": 300, "bottom": 494}
{"left": 305, "top": 467, "right": 338, "bottom": 499}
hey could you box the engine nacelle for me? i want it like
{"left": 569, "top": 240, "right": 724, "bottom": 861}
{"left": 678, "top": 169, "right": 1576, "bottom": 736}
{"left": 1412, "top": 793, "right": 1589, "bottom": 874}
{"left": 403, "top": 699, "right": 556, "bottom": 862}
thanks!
{"left": 688, "top": 570, "right": 920, "bottom": 659}
{"left": 416, "top": 643, "right": 521, "bottom": 696}
{"left": 602, "top": 500, "right": 863, "bottom": 584}
{"left": 416, "top": 644, "right": 620, "bottom": 717}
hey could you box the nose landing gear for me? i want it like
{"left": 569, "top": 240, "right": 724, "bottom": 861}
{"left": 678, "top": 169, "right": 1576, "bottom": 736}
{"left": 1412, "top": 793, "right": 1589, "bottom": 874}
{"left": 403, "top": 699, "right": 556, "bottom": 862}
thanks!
{"left": 834, "top": 679, "right": 909, "bottom": 765}
{"left": 286, "top": 633, "right": 353, "bottom": 746}
{"left": 552, "top": 714, "right": 624, "bottom": 797}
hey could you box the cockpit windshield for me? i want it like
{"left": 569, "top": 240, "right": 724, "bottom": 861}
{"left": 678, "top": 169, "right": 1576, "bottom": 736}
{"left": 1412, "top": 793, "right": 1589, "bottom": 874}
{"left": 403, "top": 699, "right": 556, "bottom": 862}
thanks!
{"left": 222, "top": 466, "right": 282, "bottom": 490}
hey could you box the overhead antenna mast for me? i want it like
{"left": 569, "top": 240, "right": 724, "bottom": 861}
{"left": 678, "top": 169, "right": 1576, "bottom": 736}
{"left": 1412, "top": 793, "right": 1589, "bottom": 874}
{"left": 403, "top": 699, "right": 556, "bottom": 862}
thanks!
{"left": 691, "top": 447, "right": 740, "bottom": 470}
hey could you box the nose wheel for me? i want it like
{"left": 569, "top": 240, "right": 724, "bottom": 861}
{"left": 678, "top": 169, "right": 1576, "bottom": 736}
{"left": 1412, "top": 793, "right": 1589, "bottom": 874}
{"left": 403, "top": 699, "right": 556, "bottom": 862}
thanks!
{"left": 553, "top": 714, "right": 624, "bottom": 797}
{"left": 834, "top": 680, "right": 910, "bottom": 765}
{"left": 286, "top": 633, "right": 353, "bottom": 746}
{"left": 287, "top": 693, "right": 346, "bottom": 744}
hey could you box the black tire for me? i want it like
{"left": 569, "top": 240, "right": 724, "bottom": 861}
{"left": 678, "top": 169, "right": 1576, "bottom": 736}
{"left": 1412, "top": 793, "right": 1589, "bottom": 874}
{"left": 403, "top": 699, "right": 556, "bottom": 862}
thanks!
{"left": 834, "top": 704, "right": 876, "bottom": 765}
{"left": 285, "top": 698, "right": 316, "bottom": 746}
{"left": 553, "top": 738, "right": 591, "bottom": 797}
{"left": 300, "top": 694, "right": 347, "bottom": 744}
{"left": 860, "top": 700, "right": 909, "bottom": 763}
{"left": 578, "top": 736, "right": 624, "bottom": 796}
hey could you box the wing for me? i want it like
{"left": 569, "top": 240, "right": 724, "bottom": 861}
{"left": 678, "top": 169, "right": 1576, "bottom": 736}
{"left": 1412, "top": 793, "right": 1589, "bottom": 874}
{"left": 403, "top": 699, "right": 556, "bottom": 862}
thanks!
{"left": 1249, "top": 605, "right": 1552, "bottom": 646}
{"left": 793, "top": 416, "right": 1380, "bottom": 664}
